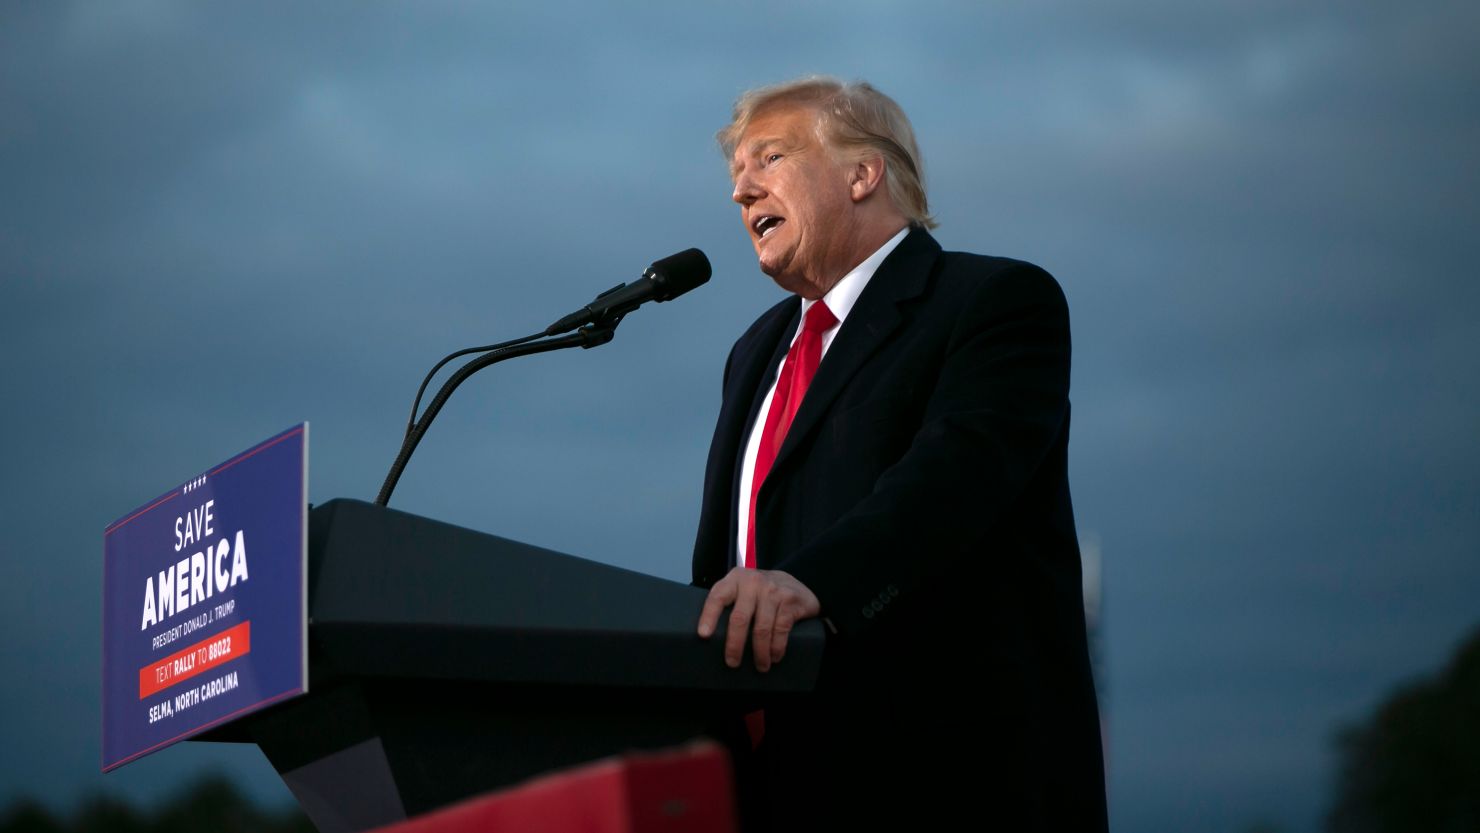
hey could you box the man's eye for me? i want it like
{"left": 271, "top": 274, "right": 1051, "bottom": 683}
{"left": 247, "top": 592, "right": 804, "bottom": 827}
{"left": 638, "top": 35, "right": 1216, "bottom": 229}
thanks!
{"left": 766, "top": 153, "right": 783, "bottom": 165}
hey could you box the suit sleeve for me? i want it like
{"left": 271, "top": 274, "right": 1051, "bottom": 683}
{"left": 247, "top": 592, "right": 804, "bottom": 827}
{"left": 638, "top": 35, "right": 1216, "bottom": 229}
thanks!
{"left": 778, "top": 260, "right": 1073, "bottom": 638}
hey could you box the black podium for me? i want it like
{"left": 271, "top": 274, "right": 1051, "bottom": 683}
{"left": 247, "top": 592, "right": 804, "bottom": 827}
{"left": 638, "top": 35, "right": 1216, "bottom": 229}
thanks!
{"left": 199, "top": 499, "right": 824, "bottom": 833}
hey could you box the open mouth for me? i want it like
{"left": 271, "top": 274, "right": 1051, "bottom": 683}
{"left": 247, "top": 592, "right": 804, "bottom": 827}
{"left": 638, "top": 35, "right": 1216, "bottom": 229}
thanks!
{"left": 753, "top": 215, "right": 784, "bottom": 239}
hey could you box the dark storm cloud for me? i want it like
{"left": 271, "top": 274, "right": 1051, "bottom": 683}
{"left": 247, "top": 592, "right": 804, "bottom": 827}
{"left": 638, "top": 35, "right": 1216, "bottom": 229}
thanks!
{"left": 2, "top": 3, "right": 1476, "bottom": 832}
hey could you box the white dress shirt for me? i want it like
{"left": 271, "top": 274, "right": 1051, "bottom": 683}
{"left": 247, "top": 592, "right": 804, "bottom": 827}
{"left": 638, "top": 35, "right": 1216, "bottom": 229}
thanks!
{"left": 735, "top": 226, "right": 910, "bottom": 567}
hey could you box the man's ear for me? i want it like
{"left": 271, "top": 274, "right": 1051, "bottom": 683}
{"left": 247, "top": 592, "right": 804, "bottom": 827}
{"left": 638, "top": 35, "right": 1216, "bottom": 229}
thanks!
{"left": 849, "top": 154, "right": 887, "bottom": 202}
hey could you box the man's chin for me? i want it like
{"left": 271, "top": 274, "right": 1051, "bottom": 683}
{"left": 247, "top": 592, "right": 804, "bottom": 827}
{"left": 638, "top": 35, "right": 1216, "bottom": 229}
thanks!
{"left": 755, "top": 251, "right": 785, "bottom": 279}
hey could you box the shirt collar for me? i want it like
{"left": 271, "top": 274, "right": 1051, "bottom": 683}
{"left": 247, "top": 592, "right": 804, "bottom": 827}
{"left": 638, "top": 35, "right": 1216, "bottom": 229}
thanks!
{"left": 800, "top": 226, "right": 910, "bottom": 328}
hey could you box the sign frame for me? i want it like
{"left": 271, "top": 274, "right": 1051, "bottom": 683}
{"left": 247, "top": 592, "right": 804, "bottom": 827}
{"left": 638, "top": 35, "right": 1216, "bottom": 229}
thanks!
{"left": 101, "top": 423, "right": 309, "bottom": 772}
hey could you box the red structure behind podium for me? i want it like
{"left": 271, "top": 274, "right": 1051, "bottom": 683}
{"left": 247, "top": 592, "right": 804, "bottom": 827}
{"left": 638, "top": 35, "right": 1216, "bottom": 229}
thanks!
{"left": 368, "top": 742, "right": 735, "bottom": 833}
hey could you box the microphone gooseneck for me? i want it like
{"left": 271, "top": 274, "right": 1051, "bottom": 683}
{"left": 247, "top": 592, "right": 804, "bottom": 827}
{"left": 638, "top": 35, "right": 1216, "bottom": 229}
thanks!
{"left": 377, "top": 248, "right": 711, "bottom": 507}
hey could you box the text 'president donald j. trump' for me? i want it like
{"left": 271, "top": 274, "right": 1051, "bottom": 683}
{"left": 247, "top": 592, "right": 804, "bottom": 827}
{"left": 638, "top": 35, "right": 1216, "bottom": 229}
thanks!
{"left": 691, "top": 76, "right": 1108, "bottom": 830}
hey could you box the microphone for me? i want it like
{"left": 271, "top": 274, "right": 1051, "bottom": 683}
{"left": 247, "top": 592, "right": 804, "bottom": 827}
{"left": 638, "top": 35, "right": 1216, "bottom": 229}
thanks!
{"left": 545, "top": 248, "right": 711, "bottom": 335}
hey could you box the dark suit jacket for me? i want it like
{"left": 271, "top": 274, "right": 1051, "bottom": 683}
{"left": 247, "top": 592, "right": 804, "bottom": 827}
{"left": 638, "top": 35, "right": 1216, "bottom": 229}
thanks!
{"left": 693, "top": 229, "right": 1107, "bottom": 830}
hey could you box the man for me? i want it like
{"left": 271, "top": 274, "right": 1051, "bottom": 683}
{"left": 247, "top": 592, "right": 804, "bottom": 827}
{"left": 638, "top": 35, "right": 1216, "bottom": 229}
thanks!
{"left": 692, "top": 77, "right": 1107, "bottom": 830}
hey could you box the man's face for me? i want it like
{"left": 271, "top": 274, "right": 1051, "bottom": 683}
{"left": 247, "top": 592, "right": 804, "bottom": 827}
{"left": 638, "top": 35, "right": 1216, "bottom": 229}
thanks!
{"left": 730, "top": 105, "right": 859, "bottom": 299}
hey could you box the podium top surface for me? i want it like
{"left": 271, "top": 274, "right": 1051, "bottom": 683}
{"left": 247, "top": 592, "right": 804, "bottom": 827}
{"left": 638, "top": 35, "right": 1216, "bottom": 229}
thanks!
{"left": 307, "top": 499, "right": 824, "bottom": 694}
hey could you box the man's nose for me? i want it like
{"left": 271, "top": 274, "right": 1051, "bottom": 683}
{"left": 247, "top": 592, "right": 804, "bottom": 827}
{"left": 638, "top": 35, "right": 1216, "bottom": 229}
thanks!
{"left": 732, "top": 170, "right": 763, "bottom": 205}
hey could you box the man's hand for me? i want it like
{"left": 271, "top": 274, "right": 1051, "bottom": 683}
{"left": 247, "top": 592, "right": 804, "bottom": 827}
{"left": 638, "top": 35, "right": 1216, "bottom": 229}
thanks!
{"left": 697, "top": 567, "right": 820, "bottom": 672}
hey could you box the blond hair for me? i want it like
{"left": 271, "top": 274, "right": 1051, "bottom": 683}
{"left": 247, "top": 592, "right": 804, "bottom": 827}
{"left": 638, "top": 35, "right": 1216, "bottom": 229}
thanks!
{"left": 717, "top": 76, "right": 937, "bottom": 230}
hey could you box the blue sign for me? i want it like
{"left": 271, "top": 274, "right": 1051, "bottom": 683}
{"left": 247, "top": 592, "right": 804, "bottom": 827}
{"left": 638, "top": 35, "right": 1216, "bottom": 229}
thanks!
{"left": 102, "top": 424, "right": 309, "bottom": 772}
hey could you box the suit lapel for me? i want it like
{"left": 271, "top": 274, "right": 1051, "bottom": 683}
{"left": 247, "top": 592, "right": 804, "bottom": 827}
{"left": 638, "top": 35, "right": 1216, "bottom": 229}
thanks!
{"left": 765, "top": 228, "right": 940, "bottom": 485}
{"left": 717, "top": 299, "right": 799, "bottom": 567}
{"left": 734, "top": 302, "right": 801, "bottom": 468}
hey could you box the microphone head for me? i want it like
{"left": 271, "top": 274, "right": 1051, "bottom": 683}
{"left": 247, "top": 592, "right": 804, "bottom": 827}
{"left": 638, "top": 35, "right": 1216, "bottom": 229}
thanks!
{"left": 645, "top": 248, "right": 711, "bottom": 301}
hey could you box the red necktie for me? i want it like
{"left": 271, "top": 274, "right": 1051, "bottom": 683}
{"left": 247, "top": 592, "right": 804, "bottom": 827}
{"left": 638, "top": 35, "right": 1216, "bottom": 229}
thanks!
{"left": 745, "top": 300, "right": 837, "bottom": 569}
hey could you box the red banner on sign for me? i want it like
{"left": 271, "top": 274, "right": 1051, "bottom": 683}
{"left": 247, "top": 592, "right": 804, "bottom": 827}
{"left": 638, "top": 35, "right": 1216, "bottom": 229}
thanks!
{"left": 138, "top": 621, "right": 251, "bottom": 699}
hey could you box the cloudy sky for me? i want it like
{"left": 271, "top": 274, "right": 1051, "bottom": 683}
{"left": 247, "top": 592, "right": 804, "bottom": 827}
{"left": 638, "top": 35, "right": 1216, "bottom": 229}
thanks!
{"left": 2, "top": 2, "right": 1476, "bottom": 831}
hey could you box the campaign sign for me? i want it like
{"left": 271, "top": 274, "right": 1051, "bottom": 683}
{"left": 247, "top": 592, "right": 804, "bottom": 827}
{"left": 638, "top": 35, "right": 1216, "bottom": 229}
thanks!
{"left": 102, "top": 424, "right": 309, "bottom": 772}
